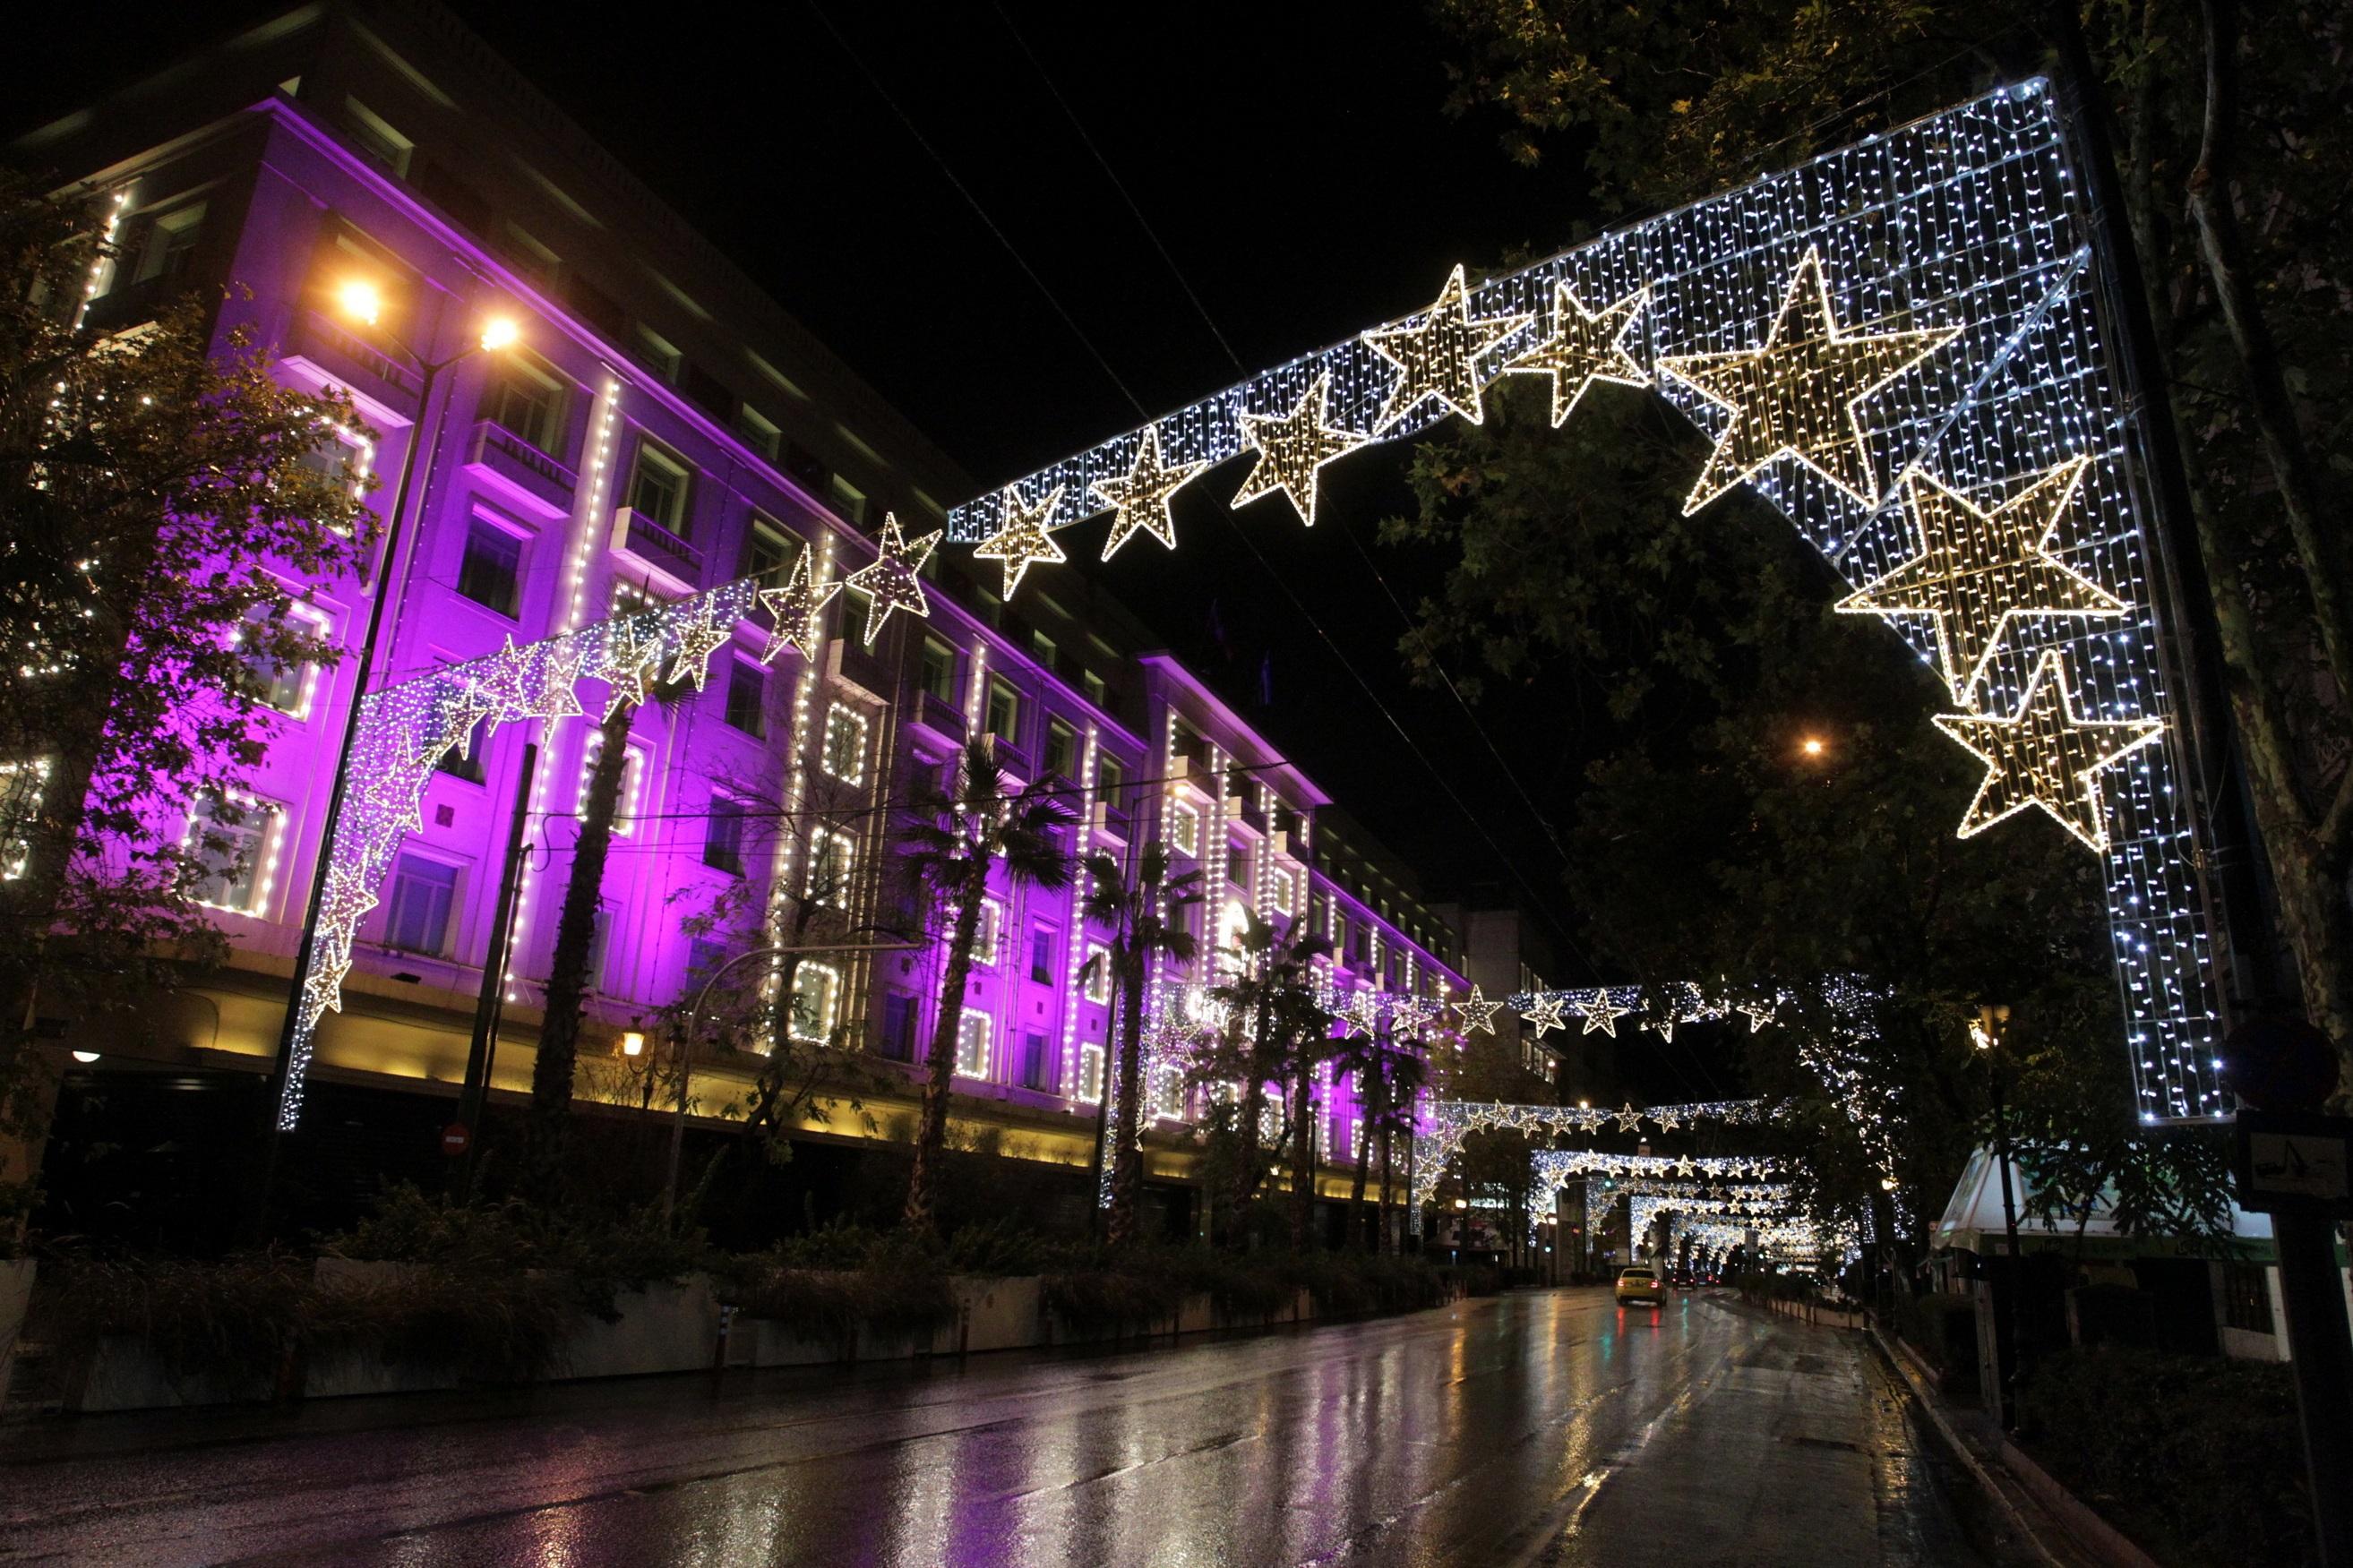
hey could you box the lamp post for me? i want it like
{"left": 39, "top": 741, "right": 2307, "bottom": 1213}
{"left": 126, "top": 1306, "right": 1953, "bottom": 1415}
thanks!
{"left": 1974, "top": 1002, "right": 2025, "bottom": 1427}
{"left": 250, "top": 285, "right": 520, "bottom": 1228}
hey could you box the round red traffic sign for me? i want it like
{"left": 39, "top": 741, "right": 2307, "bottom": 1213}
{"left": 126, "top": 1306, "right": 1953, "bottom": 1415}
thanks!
{"left": 440, "top": 1121, "right": 471, "bottom": 1156}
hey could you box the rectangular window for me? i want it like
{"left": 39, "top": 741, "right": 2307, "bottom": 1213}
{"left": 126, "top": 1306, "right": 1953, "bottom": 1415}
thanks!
{"left": 1044, "top": 719, "right": 1076, "bottom": 782}
{"left": 807, "top": 824, "right": 854, "bottom": 904}
{"left": 1084, "top": 941, "right": 1112, "bottom": 1005}
{"left": 723, "top": 658, "right": 766, "bottom": 737}
{"left": 1030, "top": 630, "right": 1057, "bottom": 666}
{"left": 1096, "top": 755, "right": 1124, "bottom": 801}
{"left": 736, "top": 405, "right": 782, "bottom": 462}
{"left": 634, "top": 324, "right": 683, "bottom": 384}
{"left": 1225, "top": 841, "right": 1248, "bottom": 887}
{"left": 822, "top": 706, "right": 869, "bottom": 783}
{"left": 745, "top": 517, "right": 799, "bottom": 584}
{"left": 1082, "top": 670, "right": 1107, "bottom": 707}
{"left": 1020, "top": 1031, "right": 1053, "bottom": 1092}
{"left": 185, "top": 793, "right": 277, "bottom": 913}
{"left": 233, "top": 601, "right": 317, "bottom": 715}
{"left": 789, "top": 961, "right": 841, "bottom": 1043}
{"left": 627, "top": 442, "right": 690, "bottom": 531}
{"left": 879, "top": 991, "right": 916, "bottom": 1061}
{"left": 2222, "top": 1263, "right": 2273, "bottom": 1334}
{"left": 1028, "top": 926, "right": 1053, "bottom": 984}
{"left": 384, "top": 853, "right": 458, "bottom": 955}
{"left": 457, "top": 520, "right": 522, "bottom": 617}
{"left": 132, "top": 201, "right": 207, "bottom": 287}
{"left": 0, "top": 759, "right": 52, "bottom": 881}
{"left": 484, "top": 353, "right": 566, "bottom": 454}
{"left": 956, "top": 1009, "right": 990, "bottom": 1079}
{"left": 704, "top": 796, "right": 747, "bottom": 875}
{"left": 1078, "top": 1043, "right": 1105, "bottom": 1103}
{"left": 986, "top": 679, "right": 1020, "bottom": 745}
{"left": 828, "top": 473, "right": 868, "bottom": 524}
{"left": 687, "top": 938, "right": 727, "bottom": 986}
{"left": 497, "top": 221, "right": 562, "bottom": 286}
{"left": 970, "top": 897, "right": 1002, "bottom": 964}
{"left": 1270, "top": 867, "right": 1298, "bottom": 917}
{"left": 576, "top": 733, "right": 644, "bottom": 835}
{"left": 1168, "top": 801, "right": 1200, "bottom": 857}
{"left": 918, "top": 638, "right": 957, "bottom": 702}
{"left": 341, "top": 97, "right": 413, "bottom": 177}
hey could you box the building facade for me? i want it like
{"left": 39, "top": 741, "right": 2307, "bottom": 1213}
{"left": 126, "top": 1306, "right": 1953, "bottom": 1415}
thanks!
{"left": 15, "top": 1, "right": 1464, "bottom": 1208}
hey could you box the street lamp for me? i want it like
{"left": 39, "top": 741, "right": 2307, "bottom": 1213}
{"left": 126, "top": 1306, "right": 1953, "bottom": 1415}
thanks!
{"left": 251, "top": 288, "right": 523, "bottom": 1225}
{"left": 1973, "top": 1001, "right": 2025, "bottom": 1427}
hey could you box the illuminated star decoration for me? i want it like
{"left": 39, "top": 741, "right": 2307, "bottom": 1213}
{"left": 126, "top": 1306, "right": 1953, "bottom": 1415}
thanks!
{"left": 1612, "top": 1103, "right": 1645, "bottom": 1134}
{"left": 1361, "top": 263, "right": 1532, "bottom": 432}
{"left": 757, "top": 549, "right": 840, "bottom": 666}
{"left": 1387, "top": 998, "right": 1431, "bottom": 1039}
{"left": 1231, "top": 372, "right": 1370, "bottom": 527}
{"left": 1653, "top": 1110, "right": 1685, "bottom": 1132}
{"left": 1454, "top": 985, "right": 1503, "bottom": 1035}
{"left": 1340, "top": 991, "right": 1382, "bottom": 1040}
{"left": 299, "top": 955, "right": 352, "bottom": 1031}
{"left": 317, "top": 865, "right": 379, "bottom": 930}
{"left": 415, "top": 680, "right": 493, "bottom": 768}
{"left": 1738, "top": 997, "right": 1778, "bottom": 1033}
{"left": 1091, "top": 425, "right": 1207, "bottom": 561}
{"left": 974, "top": 485, "right": 1067, "bottom": 597}
{"left": 1932, "top": 649, "right": 2164, "bottom": 852}
{"left": 1522, "top": 993, "right": 1568, "bottom": 1038}
{"left": 1503, "top": 281, "right": 1650, "bottom": 426}
{"left": 842, "top": 513, "right": 941, "bottom": 646}
{"left": 1658, "top": 247, "right": 1962, "bottom": 515}
{"left": 664, "top": 597, "right": 732, "bottom": 690}
{"left": 528, "top": 638, "right": 586, "bottom": 720}
{"left": 596, "top": 615, "right": 664, "bottom": 719}
{"left": 1837, "top": 459, "right": 2126, "bottom": 705}
{"left": 1647, "top": 1012, "right": 1678, "bottom": 1044}
{"left": 477, "top": 635, "right": 534, "bottom": 727}
{"left": 1580, "top": 991, "right": 1630, "bottom": 1038}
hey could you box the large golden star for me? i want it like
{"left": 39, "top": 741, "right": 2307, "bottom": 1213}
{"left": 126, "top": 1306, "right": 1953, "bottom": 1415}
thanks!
{"left": 1362, "top": 263, "right": 1531, "bottom": 431}
{"left": 664, "top": 596, "right": 732, "bottom": 690}
{"left": 1091, "top": 426, "right": 1207, "bottom": 561}
{"left": 595, "top": 614, "right": 665, "bottom": 718}
{"left": 1839, "top": 459, "right": 2126, "bottom": 704}
{"left": 757, "top": 547, "right": 840, "bottom": 666}
{"left": 974, "top": 485, "right": 1067, "bottom": 598}
{"left": 1659, "top": 248, "right": 1962, "bottom": 514}
{"left": 1932, "top": 650, "right": 2165, "bottom": 853}
{"left": 843, "top": 513, "right": 941, "bottom": 646}
{"left": 1231, "top": 372, "right": 1370, "bottom": 528}
{"left": 1503, "top": 280, "right": 1651, "bottom": 426}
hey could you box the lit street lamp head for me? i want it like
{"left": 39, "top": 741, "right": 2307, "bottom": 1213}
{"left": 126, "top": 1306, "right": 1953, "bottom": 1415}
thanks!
{"left": 1799, "top": 736, "right": 1827, "bottom": 759}
{"left": 335, "top": 278, "right": 382, "bottom": 326}
{"left": 478, "top": 316, "right": 521, "bottom": 353}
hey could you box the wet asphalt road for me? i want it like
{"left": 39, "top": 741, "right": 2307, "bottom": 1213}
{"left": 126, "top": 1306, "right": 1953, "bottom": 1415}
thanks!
{"left": 0, "top": 1288, "right": 1989, "bottom": 1567}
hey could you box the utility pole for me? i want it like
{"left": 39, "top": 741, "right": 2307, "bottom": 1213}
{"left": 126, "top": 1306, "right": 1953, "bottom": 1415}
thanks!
{"left": 450, "top": 742, "right": 536, "bottom": 1196}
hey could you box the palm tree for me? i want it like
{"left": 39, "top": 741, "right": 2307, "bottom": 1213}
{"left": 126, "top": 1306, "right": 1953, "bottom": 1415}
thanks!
{"left": 898, "top": 737, "right": 1073, "bottom": 1234}
{"left": 1343, "top": 1025, "right": 1385, "bottom": 1251}
{"left": 1376, "top": 1046, "right": 1429, "bottom": 1256}
{"left": 1207, "top": 912, "right": 1330, "bottom": 1247}
{"left": 1282, "top": 980, "right": 1340, "bottom": 1250}
{"left": 1082, "top": 840, "right": 1200, "bottom": 1246}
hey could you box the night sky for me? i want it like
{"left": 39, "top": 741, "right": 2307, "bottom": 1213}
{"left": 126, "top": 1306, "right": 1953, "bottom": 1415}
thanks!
{"left": 9, "top": 2, "right": 1633, "bottom": 978}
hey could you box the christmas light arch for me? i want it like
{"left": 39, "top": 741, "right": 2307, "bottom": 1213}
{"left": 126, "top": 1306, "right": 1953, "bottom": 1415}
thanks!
{"left": 943, "top": 83, "right": 2222, "bottom": 1125}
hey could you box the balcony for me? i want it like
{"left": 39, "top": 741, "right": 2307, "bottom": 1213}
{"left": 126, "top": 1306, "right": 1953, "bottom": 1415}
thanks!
{"left": 908, "top": 689, "right": 966, "bottom": 744}
{"left": 463, "top": 419, "right": 575, "bottom": 520}
{"left": 1235, "top": 793, "right": 1267, "bottom": 833}
{"left": 281, "top": 309, "right": 422, "bottom": 412}
{"left": 609, "top": 506, "right": 702, "bottom": 595}
{"left": 1092, "top": 799, "right": 1131, "bottom": 844}
{"left": 826, "top": 634, "right": 893, "bottom": 698}
{"left": 983, "top": 735, "right": 1032, "bottom": 780}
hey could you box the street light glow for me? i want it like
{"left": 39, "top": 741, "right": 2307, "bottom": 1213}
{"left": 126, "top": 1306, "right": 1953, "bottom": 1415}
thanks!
{"left": 335, "top": 278, "right": 382, "bottom": 326}
{"left": 620, "top": 1031, "right": 645, "bottom": 1058}
{"left": 479, "top": 316, "right": 521, "bottom": 352}
{"left": 1800, "top": 736, "right": 1826, "bottom": 758}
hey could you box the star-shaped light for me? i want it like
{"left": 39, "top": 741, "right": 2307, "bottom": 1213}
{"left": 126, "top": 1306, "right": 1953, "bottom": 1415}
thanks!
{"left": 528, "top": 638, "right": 586, "bottom": 720}
{"left": 758, "top": 549, "right": 840, "bottom": 667}
{"left": 1837, "top": 459, "right": 2126, "bottom": 705}
{"left": 415, "top": 680, "right": 493, "bottom": 768}
{"left": 665, "top": 597, "right": 731, "bottom": 690}
{"left": 1647, "top": 1014, "right": 1678, "bottom": 1044}
{"left": 1522, "top": 993, "right": 1568, "bottom": 1037}
{"left": 1503, "top": 281, "right": 1650, "bottom": 426}
{"left": 1388, "top": 998, "right": 1434, "bottom": 1039}
{"left": 1738, "top": 997, "right": 1778, "bottom": 1033}
{"left": 1612, "top": 1103, "right": 1646, "bottom": 1133}
{"left": 1092, "top": 426, "right": 1207, "bottom": 561}
{"left": 843, "top": 513, "right": 940, "bottom": 646}
{"left": 1658, "top": 247, "right": 1962, "bottom": 515}
{"left": 299, "top": 954, "right": 352, "bottom": 1031}
{"left": 974, "top": 485, "right": 1067, "bottom": 598}
{"left": 317, "top": 865, "right": 379, "bottom": 931}
{"left": 1931, "top": 649, "right": 2165, "bottom": 852}
{"left": 1454, "top": 984, "right": 1503, "bottom": 1035}
{"left": 1340, "top": 991, "right": 1382, "bottom": 1040}
{"left": 477, "top": 635, "right": 533, "bottom": 724}
{"left": 596, "top": 615, "right": 665, "bottom": 719}
{"left": 1231, "top": 372, "right": 1370, "bottom": 527}
{"left": 1362, "top": 264, "right": 1532, "bottom": 432}
{"left": 1675, "top": 1157, "right": 1697, "bottom": 1178}
{"left": 1580, "top": 990, "right": 1630, "bottom": 1037}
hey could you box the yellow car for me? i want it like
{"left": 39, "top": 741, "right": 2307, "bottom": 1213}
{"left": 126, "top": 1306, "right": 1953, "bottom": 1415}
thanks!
{"left": 1615, "top": 1266, "right": 1664, "bottom": 1307}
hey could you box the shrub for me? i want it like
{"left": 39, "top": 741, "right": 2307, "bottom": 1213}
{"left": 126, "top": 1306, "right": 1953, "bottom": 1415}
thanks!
{"left": 718, "top": 1228, "right": 956, "bottom": 1350}
{"left": 2016, "top": 1346, "right": 2314, "bottom": 1566}
{"left": 34, "top": 1255, "right": 309, "bottom": 1385}
{"left": 306, "top": 1267, "right": 571, "bottom": 1384}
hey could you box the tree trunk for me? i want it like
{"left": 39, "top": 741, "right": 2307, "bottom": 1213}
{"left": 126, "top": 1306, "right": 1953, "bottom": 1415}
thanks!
{"left": 1106, "top": 950, "right": 1151, "bottom": 1246}
{"left": 1377, "top": 1118, "right": 1395, "bottom": 1258}
{"left": 1347, "top": 1059, "right": 1377, "bottom": 1251}
{"left": 904, "top": 861, "right": 985, "bottom": 1234}
{"left": 1228, "top": 989, "right": 1272, "bottom": 1247}
{"left": 526, "top": 702, "right": 632, "bottom": 1197}
{"left": 1289, "top": 1050, "right": 1317, "bottom": 1249}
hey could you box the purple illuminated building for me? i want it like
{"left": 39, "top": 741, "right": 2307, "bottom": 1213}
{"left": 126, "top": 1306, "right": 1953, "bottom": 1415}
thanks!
{"left": 17, "top": 1, "right": 1466, "bottom": 1220}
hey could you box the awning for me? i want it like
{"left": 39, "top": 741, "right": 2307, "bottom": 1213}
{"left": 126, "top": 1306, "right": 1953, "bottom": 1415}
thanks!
{"left": 1931, "top": 1146, "right": 2278, "bottom": 1264}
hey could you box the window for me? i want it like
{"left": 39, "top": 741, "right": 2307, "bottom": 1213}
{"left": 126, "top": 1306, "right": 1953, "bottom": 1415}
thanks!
{"left": 1270, "top": 867, "right": 1298, "bottom": 917}
{"left": 1096, "top": 756, "right": 1125, "bottom": 800}
{"left": 828, "top": 473, "right": 868, "bottom": 524}
{"left": 341, "top": 97, "right": 413, "bottom": 177}
{"left": 723, "top": 658, "right": 766, "bottom": 737}
{"left": 789, "top": 961, "right": 841, "bottom": 1043}
{"left": 986, "top": 679, "right": 1020, "bottom": 745}
{"left": 956, "top": 1009, "right": 990, "bottom": 1079}
{"left": 0, "top": 759, "right": 51, "bottom": 881}
{"left": 1168, "top": 801, "right": 1200, "bottom": 857}
{"left": 1030, "top": 630, "right": 1057, "bottom": 666}
{"left": 879, "top": 991, "right": 917, "bottom": 1061}
{"left": 577, "top": 733, "right": 644, "bottom": 834}
{"left": 1044, "top": 719, "right": 1076, "bottom": 782}
{"left": 185, "top": 793, "right": 277, "bottom": 913}
{"left": 2222, "top": 1263, "right": 2273, "bottom": 1334}
{"left": 611, "top": 578, "right": 660, "bottom": 620}
{"left": 232, "top": 601, "right": 317, "bottom": 715}
{"left": 745, "top": 517, "right": 799, "bottom": 584}
{"left": 918, "top": 638, "right": 957, "bottom": 703}
{"left": 497, "top": 221, "right": 562, "bottom": 286}
{"left": 704, "top": 795, "right": 747, "bottom": 875}
{"left": 1078, "top": 1043, "right": 1105, "bottom": 1103}
{"left": 384, "top": 853, "right": 458, "bottom": 955}
{"left": 634, "top": 324, "right": 683, "bottom": 384}
{"left": 627, "top": 442, "right": 690, "bottom": 531}
{"left": 483, "top": 353, "right": 566, "bottom": 454}
{"left": 1152, "top": 1067, "right": 1186, "bottom": 1121}
{"left": 1083, "top": 941, "right": 1112, "bottom": 1005}
{"left": 967, "top": 897, "right": 1003, "bottom": 964}
{"left": 1082, "top": 670, "right": 1107, "bottom": 707}
{"left": 1028, "top": 926, "right": 1054, "bottom": 984}
{"left": 807, "top": 824, "right": 854, "bottom": 904}
{"left": 735, "top": 405, "right": 781, "bottom": 462}
{"left": 1225, "top": 841, "right": 1249, "bottom": 887}
{"left": 457, "top": 520, "right": 522, "bottom": 617}
{"left": 688, "top": 938, "right": 727, "bottom": 986}
{"left": 822, "top": 706, "right": 868, "bottom": 783}
{"left": 1020, "top": 1031, "right": 1053, "bottom": 1092}
{"left": 131, "top": 201, "right": 207, "bottom": 287}
{"left": 436, "top": 715, "right": 491, "bottom": 784}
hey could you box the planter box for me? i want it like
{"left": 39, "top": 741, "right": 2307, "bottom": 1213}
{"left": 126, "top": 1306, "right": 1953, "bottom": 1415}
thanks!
{"left": 74, "top": 1338, "right": 277, "bottom": 1413}
{"left": 562, "top": 1278, "right": 725, "bottom": 1380}
{"left": 950, "top": 1274, "right": 1043, "bottom": 1354}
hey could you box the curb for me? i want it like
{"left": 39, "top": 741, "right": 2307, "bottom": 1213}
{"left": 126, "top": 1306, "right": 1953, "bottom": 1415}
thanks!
{"left": 1867, "top": 1322, "right": 2070, "bottom": 1568}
